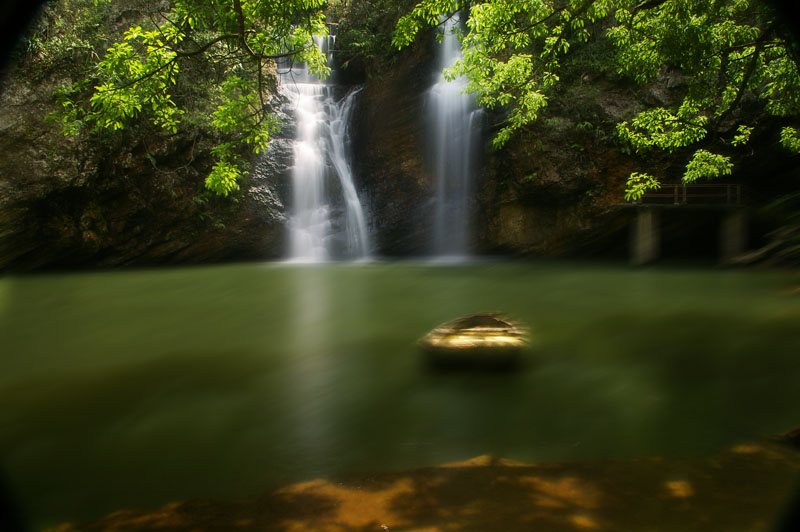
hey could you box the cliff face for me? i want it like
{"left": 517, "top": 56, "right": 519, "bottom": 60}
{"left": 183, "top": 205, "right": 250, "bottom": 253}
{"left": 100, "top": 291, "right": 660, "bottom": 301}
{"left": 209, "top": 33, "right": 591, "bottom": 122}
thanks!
{"left": 476, "top": 80, "right": 644, "bottom": 258}
{"left": 349, "top": 41, "right": 644, "bottom": 258}
{"left": 9, "top": 26, "right": 637, "bottom": 270}
{"left": 0, "top": 0, "right": 292, "bottom": 272}
{"left": 0, "top": 69, "right": 289, "bottom": 271}
{"left": 350, "top": 40, "right": 798, "bottom": 260}
{"left": 349, "top": 44, "right": 434, "bottom": 256}
{"left": 3, "top": 3, "right": 796, "bottom": 270}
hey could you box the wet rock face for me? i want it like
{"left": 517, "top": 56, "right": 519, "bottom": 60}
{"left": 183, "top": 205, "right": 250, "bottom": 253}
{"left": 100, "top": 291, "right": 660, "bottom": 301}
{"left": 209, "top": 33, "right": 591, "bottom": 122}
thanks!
{"left": 473, "top": 78, "right": 650, "bottom": 258}
{"left": 350, "top": 50, "right": 642, "bottom": 258}
{"left": 0, "top": 70, "right": 290, "bottom": 271}
{"left": 352, "top": 45, "right": 799, "bottom": 259}
{"left": 350, "top": 45, "right": 435, "bottom": 257}
{"left": 342, "top": 23, "right": 661, "bottom": 259}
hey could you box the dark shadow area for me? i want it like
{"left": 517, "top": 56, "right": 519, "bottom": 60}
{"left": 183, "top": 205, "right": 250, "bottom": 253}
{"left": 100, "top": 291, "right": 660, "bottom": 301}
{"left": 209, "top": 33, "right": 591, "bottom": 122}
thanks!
{"left": 64, "top": 490, "right": 341, "bottom": 532}
{"left": 659, "top": 210, "right": 721, "bottom": 261}
{"left": 422, "top": 351, "right": 525, "bottom": 372}
{"left": 775, "top": 483, "right": 800, "bottom": 532}
{"left": 0, "top": 1, "right": 46, "bottom": 75}
{"left": 47, "top": 442, "right": 800, "bottom": 532}
{"left": 0, "top": 471, "right": 27, "bottom": 532}
{"left": 0, "top": 350, "right": 278, "bottom": 529}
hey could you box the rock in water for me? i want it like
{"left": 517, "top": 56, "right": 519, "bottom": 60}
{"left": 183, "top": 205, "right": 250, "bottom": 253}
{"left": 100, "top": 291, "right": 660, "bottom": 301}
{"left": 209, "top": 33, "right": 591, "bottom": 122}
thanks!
{"left": 418, "top": 312, "right": 528, "bottom": 369}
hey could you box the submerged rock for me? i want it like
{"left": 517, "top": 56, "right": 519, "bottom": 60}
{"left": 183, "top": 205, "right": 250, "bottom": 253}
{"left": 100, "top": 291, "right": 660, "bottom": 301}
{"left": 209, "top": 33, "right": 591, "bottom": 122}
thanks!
{"left": 418, "top": 312, "right": 529, "bottom": 369}
{"left": 46, "top": 440, "right": 800, "bottom": 532}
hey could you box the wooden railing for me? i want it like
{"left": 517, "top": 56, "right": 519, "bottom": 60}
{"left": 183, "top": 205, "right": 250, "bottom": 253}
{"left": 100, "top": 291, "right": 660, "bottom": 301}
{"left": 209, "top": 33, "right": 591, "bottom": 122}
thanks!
{"left": 635, "top": 183, "right": 743, "bottom": 206}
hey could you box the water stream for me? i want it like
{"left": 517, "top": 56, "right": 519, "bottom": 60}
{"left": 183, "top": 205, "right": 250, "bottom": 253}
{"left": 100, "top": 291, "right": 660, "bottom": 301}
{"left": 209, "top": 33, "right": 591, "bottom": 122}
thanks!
{"left": 280, "top": 34, "right": 370, "bottom": 261}
{"left": 327, "top": 88, "right": 370, "bottom": 258}
{"left": 429, "top": 14, "right": 484, "bottom": 258}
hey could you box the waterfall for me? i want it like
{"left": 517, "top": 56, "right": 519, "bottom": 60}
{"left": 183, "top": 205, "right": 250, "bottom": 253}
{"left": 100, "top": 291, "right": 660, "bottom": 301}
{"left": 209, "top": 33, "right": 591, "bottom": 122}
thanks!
{"left": 327, "top": 88, "right": 370, "bottom": 258}
{"left": 280, "top": 32, "right": 370, "bottom": 261}
{"left": 286, "top": 81, "right": 330, "bottom": 260}
{"left": 429, "top": 14, "right": 483, "bottom": 258}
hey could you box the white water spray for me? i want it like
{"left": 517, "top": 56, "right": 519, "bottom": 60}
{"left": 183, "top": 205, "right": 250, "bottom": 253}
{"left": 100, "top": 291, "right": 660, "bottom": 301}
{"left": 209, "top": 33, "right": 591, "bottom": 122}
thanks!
{"left": 280, "top": 33, "right": 370, "bottom": 261}
{"left": 429, "top": 14, "right": 483, "bottom": 258}
{"left": 327, "top": 88, "right": 370, "bottom": 258}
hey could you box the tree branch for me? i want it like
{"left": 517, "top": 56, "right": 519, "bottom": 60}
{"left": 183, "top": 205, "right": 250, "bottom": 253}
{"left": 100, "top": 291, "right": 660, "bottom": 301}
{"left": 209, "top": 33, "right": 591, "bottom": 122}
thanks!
{"left": 724, "top": 26, "right": 770, "bottom": 112}
{"left": 634, "top": 0, "right": 670, "bottom": 12}
{"left": 232, "top": 0, "right": 257, "bottom": 60}
{"left": 776, "top": 26, "right": 800, "bottom": 77}
{"left": 502, "top": 9, "right": 561, "bottom": 37}
{"left": 712, "top": 25, "right": 772, "bottom": 127}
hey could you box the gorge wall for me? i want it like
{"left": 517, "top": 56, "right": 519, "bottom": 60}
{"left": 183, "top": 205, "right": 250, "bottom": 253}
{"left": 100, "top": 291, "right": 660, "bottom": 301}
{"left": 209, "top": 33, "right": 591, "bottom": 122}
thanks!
{"left": 0, "top": 71, "right": 288, "bottom": 271}
{"left": 350, "top": 38, "right": 644, "bottom": 259}
{"left": 0, "top": 1, "right": 291, "bottom": 271}
{"left": 1, "top": 2, "right": 797, "bottom": 271}
{"left": 350, "top": 31, "right": 799, "bottom": 261}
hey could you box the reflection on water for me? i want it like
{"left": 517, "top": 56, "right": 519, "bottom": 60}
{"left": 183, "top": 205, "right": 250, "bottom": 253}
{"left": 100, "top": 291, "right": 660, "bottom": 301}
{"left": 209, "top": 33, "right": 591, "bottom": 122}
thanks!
{"left": 0, "top": 261, "right": 798, "bottom": 529}
{"left": 287, "top": 266, "right": 335, "bottom": 469}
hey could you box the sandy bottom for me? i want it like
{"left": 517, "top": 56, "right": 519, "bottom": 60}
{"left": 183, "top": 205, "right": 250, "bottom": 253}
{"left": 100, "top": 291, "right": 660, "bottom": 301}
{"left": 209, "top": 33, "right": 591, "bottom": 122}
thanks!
{"left": 49, "top": 441, "right": 800, "bottom": 532}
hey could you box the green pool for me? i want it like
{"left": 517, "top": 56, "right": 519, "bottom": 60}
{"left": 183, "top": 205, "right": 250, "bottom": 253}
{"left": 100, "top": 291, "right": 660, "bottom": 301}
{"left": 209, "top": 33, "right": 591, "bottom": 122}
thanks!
{"left": 1, "top": 261, "right": 799, "bottom": 530}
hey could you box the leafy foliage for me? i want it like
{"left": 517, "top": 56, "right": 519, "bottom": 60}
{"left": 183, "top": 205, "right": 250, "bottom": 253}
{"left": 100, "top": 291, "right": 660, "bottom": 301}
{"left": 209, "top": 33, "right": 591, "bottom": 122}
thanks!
{"left": 624, "top": 171, "right": 660, "bottom": 201}
{"left": 393, "top": 0, "right": 800, "bottom": 200}
{"left": 779, "top": 126, "right": 800, "bottom": 153}
{"left": 334, "top": 0, "right": 420, "bottom": 74}
{"left": 22, "top": 0, "right": 111, "bottom": 73}
{"left": 46, "top": 0, "right": 329, "bottom": 195}
{"left": 731, "top": 125, "right": 753, "bottom": 147}
{"left": 89, "top": 24, "right": 184, "bottom": 133}
{"left": 616, "top": 103, "right": 708, "bottom": 152}
{"left": 206, "top": 160, "right": 242, "bottom": 197}
{"left": 683, "top": 149, "right": 733, "bottom": 183}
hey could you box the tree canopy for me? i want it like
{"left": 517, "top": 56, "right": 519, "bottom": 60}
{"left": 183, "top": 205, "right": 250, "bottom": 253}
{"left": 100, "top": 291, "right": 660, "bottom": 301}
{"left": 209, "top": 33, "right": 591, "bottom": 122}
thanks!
{"left": 49, "top": 0, "right": 330, "bottom": 196}
{"left": 40, "top": 0, "right": 800, "bottom": 200}
{"left": 393, "top": 0, "right": 800, "bottom": 199}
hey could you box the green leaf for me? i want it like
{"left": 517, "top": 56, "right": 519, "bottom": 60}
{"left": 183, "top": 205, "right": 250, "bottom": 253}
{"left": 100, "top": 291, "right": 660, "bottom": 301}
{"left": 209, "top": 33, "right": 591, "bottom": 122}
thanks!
{"left": 625, "top": 172, "right": 660, "bottom": 202}
{"left": 683, "top": 150, "right": 733, "bottom": 183}
{"left": 731, "top": 125, "right": 753, "bottom": 147}
{"left": 205, "top": 161, "right": 240, "bottom": 197}
{"left": 780, "top": 127, "right": 800, "bottom": 153}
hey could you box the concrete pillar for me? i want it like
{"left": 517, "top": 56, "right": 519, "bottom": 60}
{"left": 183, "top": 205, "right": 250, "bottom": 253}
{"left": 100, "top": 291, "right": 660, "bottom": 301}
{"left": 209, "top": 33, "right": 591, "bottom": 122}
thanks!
{"left": 719, "top": 209, "right": 747, "bottom": 264}
{"left": 631, "top": 208, "right": 660, "bottom": 266}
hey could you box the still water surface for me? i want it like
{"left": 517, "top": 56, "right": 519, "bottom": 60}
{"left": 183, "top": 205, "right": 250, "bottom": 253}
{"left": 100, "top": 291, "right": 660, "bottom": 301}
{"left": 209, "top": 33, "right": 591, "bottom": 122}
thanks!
{"left": 1, "top": 261, "right": 799, "bottom": 529}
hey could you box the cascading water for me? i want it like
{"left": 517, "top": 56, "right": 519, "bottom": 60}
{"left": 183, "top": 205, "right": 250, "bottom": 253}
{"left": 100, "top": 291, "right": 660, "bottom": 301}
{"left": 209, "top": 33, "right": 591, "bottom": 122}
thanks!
{"left": 280, "top": 31, "right": 370, "bottom": 261}
{"left": 286, "top": 80, "right": 329, "bottom": 260}
{"left": 428, "top": 14, "right": 483, "bottom": 258}
{"left": 327, "top": 88, "right": 370, "bottom": 258}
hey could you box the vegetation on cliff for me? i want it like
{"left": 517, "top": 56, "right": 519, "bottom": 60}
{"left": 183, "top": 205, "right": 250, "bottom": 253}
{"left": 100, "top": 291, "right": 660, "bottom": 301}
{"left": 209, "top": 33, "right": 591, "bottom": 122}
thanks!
{"left": 31, "top": 0, "right": 800, "bottom": 202}
{"left": 44, "top": 0, "right": 329, "bottom": 197}
{"left": 4, "top": 0, "right": 799, "bottom": 266}
{"left": 393, "top": 0, "right": 800, "bottom": 199}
